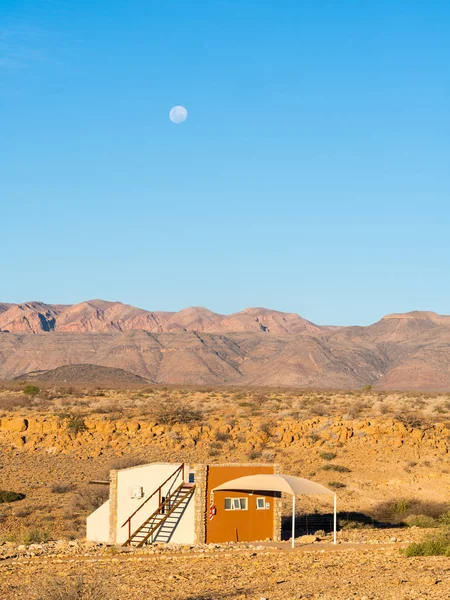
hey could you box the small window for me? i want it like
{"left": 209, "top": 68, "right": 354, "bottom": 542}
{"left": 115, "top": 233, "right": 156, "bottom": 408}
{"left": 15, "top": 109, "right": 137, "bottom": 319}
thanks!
{"left": 232, "top": 498, "right": 241, "bottom": 510}
{"left": 256, "top": 497, "right": 266, "bottom": 510}
{"left": 188, "top": 472, "right": 195, "bottom": 484}
{"left": 131, "top": 486, "right": 144, "bottom": 499}
{"left": 224, "top": 497, "right": 248, "bottom": 511}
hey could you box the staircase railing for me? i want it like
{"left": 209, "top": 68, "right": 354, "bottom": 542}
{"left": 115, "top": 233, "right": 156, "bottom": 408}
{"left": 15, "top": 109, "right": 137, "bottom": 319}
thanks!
{"left": 123, "top": 483, "right": 195, "bottom": 547}
{"left": 121, "top": 463, "right": 185, "bottom": 541}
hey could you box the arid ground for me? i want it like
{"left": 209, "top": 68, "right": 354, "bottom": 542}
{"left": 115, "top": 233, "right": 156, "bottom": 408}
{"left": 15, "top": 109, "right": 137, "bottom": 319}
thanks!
{"left": 2, "top": 384, "right": 450, "bottom": 598}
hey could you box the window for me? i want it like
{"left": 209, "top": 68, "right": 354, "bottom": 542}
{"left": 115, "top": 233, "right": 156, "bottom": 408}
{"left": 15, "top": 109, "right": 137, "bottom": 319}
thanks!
{"left": 224, "top": 497, "right": 248, "bottom": 510}
{"left": 131, "top": 486, "right": 144, "bottom": 499}
{"left": 256, "top": 497, "right": 267, "bottom": 510}
{"left": 188, "top": 472, "right": 195, "bottom": 484}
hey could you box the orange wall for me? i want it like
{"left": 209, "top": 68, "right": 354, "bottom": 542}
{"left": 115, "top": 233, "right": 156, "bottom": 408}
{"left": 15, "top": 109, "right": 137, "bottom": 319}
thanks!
{"left": 206, "top": 465, "right": 275, "bottom": 544}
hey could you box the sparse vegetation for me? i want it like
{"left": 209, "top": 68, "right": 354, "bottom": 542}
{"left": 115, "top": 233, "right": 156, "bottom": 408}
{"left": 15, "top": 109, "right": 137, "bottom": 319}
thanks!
{"left": 328, "top": 482, "right": 346, "bottom": 489}
{"left": 29, "top": 574, "right": 117, "bottom": 600}
{"left": 403, "top": 514, "right": 438, "bottom": 528}
{"left": 151, "top": 400, "right": 203, "bottom": 425}
{"left": 321, "top": 464, "right": 351, "bottom": 473}
{"left": 214, "top": 431, "right": 232, "bottom": 442}
{"left": 66, "top": 414, "right": 88, "bottom": 435}
{"left": 0, "top": 490, "right": 25, "bottom": 503}
{"left": 51, "top": 483, "right": 76, "bottom": 494}
{"left": 70, "top": 485, "right": 109, "bottom": 514}
{"left": 2, "top": 384, "right": 450, "bottom": 546}
{"left": 372, "top": 498, "right": 449, "bottom": 525}
{"left": 404, "top": 530, "right": 450, "bottom": 557}
{"left": 319, "top": 452, "right": 337, "bottom": 461}
{"left": 21, "top": 529, "right": 51, "bottom": 544}
{"left": 23, "top": 385, "right": 40, "bottom": 397}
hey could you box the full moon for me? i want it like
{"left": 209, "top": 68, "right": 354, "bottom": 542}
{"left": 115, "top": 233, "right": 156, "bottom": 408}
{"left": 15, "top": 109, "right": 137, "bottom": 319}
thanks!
{"left": 169, "top": 105, "right": 188, "bottom": 124}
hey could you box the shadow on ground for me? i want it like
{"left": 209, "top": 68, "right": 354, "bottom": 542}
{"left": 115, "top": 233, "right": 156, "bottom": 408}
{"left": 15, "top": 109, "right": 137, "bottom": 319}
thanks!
{"left": 281, "top": 511, "right": 399, "bottom": 540}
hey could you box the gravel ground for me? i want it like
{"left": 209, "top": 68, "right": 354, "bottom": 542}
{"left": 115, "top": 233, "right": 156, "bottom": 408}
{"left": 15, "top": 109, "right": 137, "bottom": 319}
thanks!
{"left": 1, "top": 544, "right": 449, "bottom": 599}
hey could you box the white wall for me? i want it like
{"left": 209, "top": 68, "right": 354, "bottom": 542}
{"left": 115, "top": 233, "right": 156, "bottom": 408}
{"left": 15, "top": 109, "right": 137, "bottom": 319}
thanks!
{"left": 86, "top": 499, "right": 110, "bottom": 543}
{"left": 115, "top": 463, "right": 195, "bottom": 545}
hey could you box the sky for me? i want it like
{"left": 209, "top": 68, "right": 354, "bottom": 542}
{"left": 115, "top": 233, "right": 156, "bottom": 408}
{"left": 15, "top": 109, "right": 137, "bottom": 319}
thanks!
{"left": 1, "top": 0, "right": 449, "bottom": 326}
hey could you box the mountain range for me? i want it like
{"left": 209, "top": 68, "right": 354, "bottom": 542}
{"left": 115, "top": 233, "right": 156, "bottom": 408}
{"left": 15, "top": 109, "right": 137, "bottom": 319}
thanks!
{"left": 1, "top": 300, "right": 450, "bottom": 390}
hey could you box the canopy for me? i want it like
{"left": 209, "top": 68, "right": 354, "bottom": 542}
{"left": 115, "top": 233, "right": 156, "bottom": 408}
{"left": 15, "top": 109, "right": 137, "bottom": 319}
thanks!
{"left": 213, "top": 474, "right": 334, "bottom": 496}
{"left": 213, "top": 474, "right": 337, "bottom": 548}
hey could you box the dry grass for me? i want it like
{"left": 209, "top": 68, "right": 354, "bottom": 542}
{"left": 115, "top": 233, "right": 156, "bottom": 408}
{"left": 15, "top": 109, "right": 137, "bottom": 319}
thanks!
{"left": 28, "top": 574, "right": 117, "bottom": 600}
{"left": 2, "top": 383, "right": 450, "bottom": 424}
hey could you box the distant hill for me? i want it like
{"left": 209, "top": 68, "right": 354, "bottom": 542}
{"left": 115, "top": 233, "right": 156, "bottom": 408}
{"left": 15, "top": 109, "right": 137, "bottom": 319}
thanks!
{"left": 0, "top": 300, "right": 320, "bottom": 335}
{"left": 19, "top": 364, "right": 149, "bottom": 385}
{"left": 1, "top": 300, "right": 450, "bottom": 390}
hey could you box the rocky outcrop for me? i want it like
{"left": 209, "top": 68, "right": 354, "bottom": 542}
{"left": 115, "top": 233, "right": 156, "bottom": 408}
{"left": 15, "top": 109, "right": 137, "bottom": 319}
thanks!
{"left": 1, "top": 415, "right": 449, "bottom": 457}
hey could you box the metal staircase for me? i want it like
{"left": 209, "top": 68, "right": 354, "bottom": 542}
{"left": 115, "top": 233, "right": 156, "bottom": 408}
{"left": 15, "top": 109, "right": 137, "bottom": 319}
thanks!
{"left": 121, "top": 464, "right": 195, "bottom": 547}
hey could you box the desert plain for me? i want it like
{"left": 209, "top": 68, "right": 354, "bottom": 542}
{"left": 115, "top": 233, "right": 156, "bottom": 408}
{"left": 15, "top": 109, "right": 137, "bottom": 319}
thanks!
{"left": 1, "top": 383, "right": 450, "bottom": 598}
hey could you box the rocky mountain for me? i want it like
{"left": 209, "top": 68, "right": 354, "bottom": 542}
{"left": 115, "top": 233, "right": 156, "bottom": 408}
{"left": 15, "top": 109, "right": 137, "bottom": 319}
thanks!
{"left": 0, "top": 301, "right": 320, "bottom": 335}
{"left": 0, "top": 300, "right": 450, "bottom": 390}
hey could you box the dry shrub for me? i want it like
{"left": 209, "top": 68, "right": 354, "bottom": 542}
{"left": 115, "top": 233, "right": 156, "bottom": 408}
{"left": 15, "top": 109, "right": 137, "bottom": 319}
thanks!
{"left": 214, "top": 431, "right": 232, "bottom": 442}
{"left": 94, "top": 400, "right": 122, "bottom": 414}
{"left": 319, "top": 452, "right": 337, "bottom": 461}
{"left": 51, "top": 483, "right": 76, "bottom": 494}
{"left": 248, "top": 448, "right": 262, "bottom": 460}
{"left": 404, "top": 514, "right": 438, "bottom": 528}
{"left": 372, "top": 498, "right": 449, "bottom": 524}
{"left": 321, "top": 464, "right": 351, "bottom": 473}
{"left": 28, "top": 574, "right": 117, "bottom": 600}
{"left": 91, "top": 457, "right": 148, "bottom": 485}
{"left": 328, "top": 481, "right": 346, "bottom": 489}
{"left": 21, "top": 528, "right": 51, "bottom": 544}
{"left": 70, "top": 486, "right": 109, "bottom": 514}
{"left": 0, "top": 395, "right": 33, "bottom": 411}
{"left": 0, "top": 490, "right": 25, "bottom": 503}
{"left": 394, "top": 412, "right": 428, "bottom": 428}
{"left": 149, "top": 398, "right": 203, "bottom": 425}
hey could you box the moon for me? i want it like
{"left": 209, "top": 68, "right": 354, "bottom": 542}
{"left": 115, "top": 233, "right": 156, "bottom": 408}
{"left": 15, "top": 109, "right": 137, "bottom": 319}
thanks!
{"left": 169, "top": 105, "right": 188, "bottom": 124}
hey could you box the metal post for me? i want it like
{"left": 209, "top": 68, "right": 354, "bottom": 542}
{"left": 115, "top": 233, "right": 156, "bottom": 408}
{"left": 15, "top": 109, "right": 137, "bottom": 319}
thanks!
{"left": 333, "top": 494, "right": 337, "bottom": 545}
{"left": 292, "top": 495, "right": 296, "bottom": 549}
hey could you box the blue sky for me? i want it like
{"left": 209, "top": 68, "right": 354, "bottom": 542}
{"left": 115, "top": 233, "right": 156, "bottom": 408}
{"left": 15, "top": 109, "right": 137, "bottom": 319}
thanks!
{"left": 1, "top": 0, "right": 449, "bottom": 325}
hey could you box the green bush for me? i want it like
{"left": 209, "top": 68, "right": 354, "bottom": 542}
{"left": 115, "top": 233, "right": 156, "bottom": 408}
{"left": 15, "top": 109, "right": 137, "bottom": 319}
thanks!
{"left": 439, "top": 511, "right": 450, "bottom": 527}
{"left": 328, "top": 481, "right": 346, "bottom": 489}
{"left": 319, "top": 452, "right": 337, "bottom": 461}
{"left": 0, "top": 490, "right": 25, "bottom": 503}
{"left": 404, "top": 530, "right": 450, "bottom": 557}
{"left": 66, "top": 415, "right": 87, "bottom": 435}
{"left": 21, "top": 529, "right": 51, "bottom": 544}
{"left": 404, "top": 514, "right": 438, "bottom": 528}
{"left": 321, "top": 464, "right": 351, "bottom": 473}
{"left": 23, "top": 385, "right": 40, "bottom": 397}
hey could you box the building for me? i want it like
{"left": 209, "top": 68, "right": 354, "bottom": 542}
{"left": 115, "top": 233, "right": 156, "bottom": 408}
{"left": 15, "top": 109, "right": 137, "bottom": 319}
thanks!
{"left": 87, "top": 462, "right": 282, "bottom": 546}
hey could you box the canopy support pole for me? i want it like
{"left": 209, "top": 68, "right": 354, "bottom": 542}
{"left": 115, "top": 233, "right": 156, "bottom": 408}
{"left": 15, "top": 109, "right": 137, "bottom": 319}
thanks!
{"left": 333, "top": 494, "right": 337, "bottom": 545}
{"left": 292, "top": 494, "right": 296, "bottom": 548}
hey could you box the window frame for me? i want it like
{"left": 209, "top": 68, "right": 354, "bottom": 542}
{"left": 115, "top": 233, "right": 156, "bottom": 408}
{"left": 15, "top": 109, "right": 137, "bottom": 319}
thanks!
{"left": 256, "top": 497, "right": 266, "bottom": 510}
{"left": 224, "top": 497, "right": 248, "bottom": 511}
